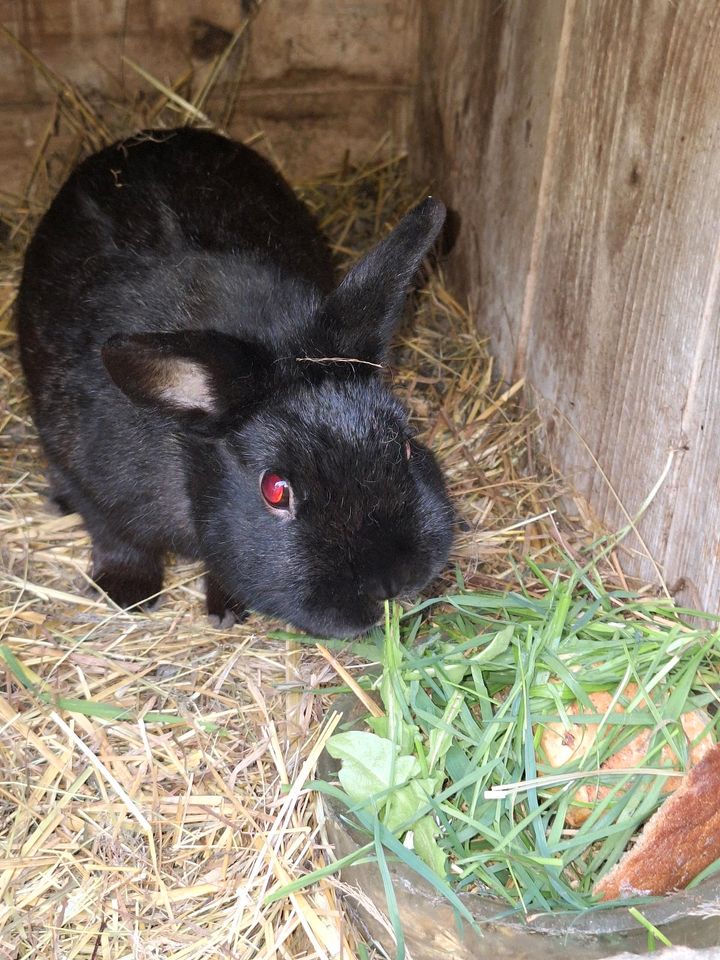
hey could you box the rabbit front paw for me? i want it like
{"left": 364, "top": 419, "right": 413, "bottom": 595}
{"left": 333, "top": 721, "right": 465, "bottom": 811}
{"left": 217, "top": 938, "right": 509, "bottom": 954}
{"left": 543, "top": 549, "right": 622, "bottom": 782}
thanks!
{"left": 206, "top": 576, "right": 247, "bottom": 629}
{"left": 92, "top": 542, "right": 164, "bottom": 610}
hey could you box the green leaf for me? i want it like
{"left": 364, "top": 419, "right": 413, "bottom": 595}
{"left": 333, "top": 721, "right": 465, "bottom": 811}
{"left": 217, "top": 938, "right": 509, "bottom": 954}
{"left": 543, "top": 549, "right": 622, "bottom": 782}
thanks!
{"left": 315, "top": 582, "right": 720, "bottom": 918}
{"left": 413, "top": 815, "right": 447, "bottom": 877}
{"left": 468, "top": 623, "right": 514, "bottom": 665}
{"left": 383, "top": 777, "right": 437, "bottom": 833}
{"left": 367, "top": 715, "right": 389, "bottom": 738}
{"left": 427, "top": 687, "right": 466, "bottom": 774}
{"left": 374, "top": 815, "right": 405, "bottom": 960}
{"left": 326, "top": 731, "right": 420, "bottom": 806}
{"left": 628, "top": 907, "right": 672, "bottom": 948}
{"left": 367, "top": 714, "right": 418, "bottom": 754}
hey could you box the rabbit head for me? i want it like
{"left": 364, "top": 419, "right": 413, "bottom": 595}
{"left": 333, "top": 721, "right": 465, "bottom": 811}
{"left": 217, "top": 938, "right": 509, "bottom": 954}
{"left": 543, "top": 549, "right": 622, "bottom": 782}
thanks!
{"left": 102, "top": 198, "right": 454, "bottom": 637}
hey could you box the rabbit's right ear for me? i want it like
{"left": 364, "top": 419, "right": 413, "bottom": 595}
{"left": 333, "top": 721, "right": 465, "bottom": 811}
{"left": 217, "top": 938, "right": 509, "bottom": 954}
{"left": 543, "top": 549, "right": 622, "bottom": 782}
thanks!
{"left": 102, "top": 331, "right": 273, "bottom": 429}
{"left": 319, "top": 197, "right": 446, "bottom": 363}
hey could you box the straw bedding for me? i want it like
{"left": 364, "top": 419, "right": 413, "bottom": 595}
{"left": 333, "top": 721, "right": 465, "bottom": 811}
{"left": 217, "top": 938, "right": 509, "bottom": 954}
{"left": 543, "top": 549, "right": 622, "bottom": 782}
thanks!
{"left": 0, "top": 39, "right": 596, "bottom": 960}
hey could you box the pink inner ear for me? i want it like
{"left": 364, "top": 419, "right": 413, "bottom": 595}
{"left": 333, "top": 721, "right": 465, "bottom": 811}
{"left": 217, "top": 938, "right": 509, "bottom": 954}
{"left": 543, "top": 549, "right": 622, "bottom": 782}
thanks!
{"left": 157, "top": 358, "right": 215, "bottom": 412}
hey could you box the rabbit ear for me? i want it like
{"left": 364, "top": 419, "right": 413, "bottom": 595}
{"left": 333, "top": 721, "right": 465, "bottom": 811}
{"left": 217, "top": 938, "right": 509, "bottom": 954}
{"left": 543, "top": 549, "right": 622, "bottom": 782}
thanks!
{"left": 102, "top": 331, "right": 272, "bottom": 428}
{"left": 320, "top": 197, "right": 446, "bottom": 362}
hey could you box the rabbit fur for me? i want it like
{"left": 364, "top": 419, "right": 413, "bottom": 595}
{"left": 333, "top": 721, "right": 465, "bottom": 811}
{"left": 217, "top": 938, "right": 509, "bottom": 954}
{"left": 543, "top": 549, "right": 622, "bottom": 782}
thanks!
{"left": 18, "top": 128, "right": 454, "bottom": 637}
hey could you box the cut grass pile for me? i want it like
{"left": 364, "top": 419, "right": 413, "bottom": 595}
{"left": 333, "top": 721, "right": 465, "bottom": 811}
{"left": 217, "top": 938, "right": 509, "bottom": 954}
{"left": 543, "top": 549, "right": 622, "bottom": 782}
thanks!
{"left": 314, "top": 555, "right": 720, "bottom": 925}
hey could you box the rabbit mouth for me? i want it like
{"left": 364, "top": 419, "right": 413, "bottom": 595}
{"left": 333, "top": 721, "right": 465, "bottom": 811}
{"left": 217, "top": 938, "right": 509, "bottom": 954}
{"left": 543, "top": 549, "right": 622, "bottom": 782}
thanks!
{"left": 291, "top": 599, "right": 386, "bottom": 639}
{"left": 326, "top": 608, "right": 385, "bottom": 639}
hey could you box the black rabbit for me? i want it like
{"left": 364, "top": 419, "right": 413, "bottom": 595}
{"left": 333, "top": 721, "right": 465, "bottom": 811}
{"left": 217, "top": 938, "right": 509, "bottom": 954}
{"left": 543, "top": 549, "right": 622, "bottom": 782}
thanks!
{"left": 18, "top": 128, "right": 453, "bottom": 637}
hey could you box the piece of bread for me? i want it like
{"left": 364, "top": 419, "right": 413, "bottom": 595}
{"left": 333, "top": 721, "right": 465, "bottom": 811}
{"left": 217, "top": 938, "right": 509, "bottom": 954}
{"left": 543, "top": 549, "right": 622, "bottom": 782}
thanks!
{"left": 540, "top": 685, "right": 714, "bottom": 827}
{"left": 594, "top": 742, "right": 720, "bottom": 900}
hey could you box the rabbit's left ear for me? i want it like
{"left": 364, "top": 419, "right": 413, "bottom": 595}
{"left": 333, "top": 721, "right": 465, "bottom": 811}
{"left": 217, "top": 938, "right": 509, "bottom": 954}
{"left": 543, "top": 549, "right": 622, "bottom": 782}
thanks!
{"left": 320, "top": 197, "right": 446, "bottom": 363}
{"left": 102, "top": 330, "right": 274, "bottom": 431}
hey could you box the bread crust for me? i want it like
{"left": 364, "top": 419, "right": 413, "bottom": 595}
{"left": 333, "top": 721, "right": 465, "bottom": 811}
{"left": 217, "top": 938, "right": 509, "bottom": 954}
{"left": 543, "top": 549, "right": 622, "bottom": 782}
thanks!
{"left": 594, "top": 742, "right": 720, "bottom": 900}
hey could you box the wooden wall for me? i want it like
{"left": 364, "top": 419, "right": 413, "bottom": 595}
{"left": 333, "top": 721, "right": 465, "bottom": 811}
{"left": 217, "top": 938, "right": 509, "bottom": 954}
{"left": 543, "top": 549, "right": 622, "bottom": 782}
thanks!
{"left": 414, "top": 0, "right": 720, "bottom": 611}
{"left": 0, "top": 0, "right": 418, "bottom": 194}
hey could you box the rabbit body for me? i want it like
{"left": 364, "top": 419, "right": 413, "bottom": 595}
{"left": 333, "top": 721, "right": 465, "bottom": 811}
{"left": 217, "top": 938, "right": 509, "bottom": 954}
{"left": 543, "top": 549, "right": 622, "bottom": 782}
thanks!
{"left": 18, "top": 128, "right": 453, "bottom": 637}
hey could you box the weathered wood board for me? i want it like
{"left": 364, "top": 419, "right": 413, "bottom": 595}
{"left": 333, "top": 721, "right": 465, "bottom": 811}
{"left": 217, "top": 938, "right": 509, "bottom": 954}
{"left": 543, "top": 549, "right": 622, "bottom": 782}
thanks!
{"left": 412, "top": 0, "right": 565, "bottom": 393}
{"left": 416, "top": 0, "right": 720, "bottom": 611}
{"left": 0, "top": 0, "right": 418, "bottom": 192}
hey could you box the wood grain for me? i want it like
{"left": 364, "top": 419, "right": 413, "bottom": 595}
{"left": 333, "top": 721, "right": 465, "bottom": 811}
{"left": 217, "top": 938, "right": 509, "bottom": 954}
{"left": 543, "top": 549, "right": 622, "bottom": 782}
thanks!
{"left": 412, "top": 0, "right": 566, "bottom": 384}
{"left": 0, "top": 0, "right": 419, "bottom": 191}
{"left": 526, "top": 0, "right": 720, "bottom": 603}
{"left": 416, "top": 0, "right": 720, "bottom": 612}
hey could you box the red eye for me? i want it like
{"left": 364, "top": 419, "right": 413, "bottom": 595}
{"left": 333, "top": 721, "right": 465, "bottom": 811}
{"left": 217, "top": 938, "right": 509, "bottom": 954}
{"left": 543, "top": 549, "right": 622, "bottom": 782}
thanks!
{"left": 260, "top": 471, "right": 291, "bottom": 510}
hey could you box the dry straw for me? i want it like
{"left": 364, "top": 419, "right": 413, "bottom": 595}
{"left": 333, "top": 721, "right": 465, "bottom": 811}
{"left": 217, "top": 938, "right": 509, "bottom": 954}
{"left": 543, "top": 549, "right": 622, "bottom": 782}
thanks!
{"left": 0, "top": 21, "right": 612, "bottom": 960}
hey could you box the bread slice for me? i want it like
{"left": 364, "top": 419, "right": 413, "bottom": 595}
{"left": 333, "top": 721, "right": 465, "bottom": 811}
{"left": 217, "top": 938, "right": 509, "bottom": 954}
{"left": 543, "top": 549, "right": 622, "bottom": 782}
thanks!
{"left": 595, "top": 742, "right": 720, "bottom": 900}
{"left": 540, "top": 686, "right": 715, "bottom": 827}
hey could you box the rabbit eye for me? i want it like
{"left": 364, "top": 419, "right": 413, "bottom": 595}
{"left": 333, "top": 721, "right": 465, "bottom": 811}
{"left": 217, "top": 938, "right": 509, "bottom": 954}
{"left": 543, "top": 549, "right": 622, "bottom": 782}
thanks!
{"left": 260, "top": 471, "right": 291, "bottom": 511}
{"left": 404, "top": 440, "right": 412, "bottom": 461}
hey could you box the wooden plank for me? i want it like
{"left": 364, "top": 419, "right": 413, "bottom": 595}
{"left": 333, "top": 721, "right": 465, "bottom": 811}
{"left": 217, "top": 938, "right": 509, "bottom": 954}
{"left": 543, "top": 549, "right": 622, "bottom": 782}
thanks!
{"left": 0, "top": 0, "right": 418, "bottom": 192}
{"left": 1, "top": 0, "right": 417, "bottom": 99}
{"left": 663, "top": 233, "right": 720, "bottom": 609}
{"left": 0, "top": 81, "right": 412, "bottom": 198}
{"left": 524, "top": 0, "right": 720, "bottom": 607}
{"left": 416, "top": 0, "right": 720, "bottom": 612}
{"left": 245, "top": 0, "right": 419, "bottom": 84}
{"left": 411, "top": 0, "right": 566, "bottom": 382}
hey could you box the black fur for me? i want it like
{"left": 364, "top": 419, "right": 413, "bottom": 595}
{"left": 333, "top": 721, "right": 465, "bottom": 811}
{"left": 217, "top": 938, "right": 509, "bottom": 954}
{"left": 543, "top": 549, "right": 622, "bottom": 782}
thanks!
{"left": 18, "top": 128, "right": 453, "bottom": 637}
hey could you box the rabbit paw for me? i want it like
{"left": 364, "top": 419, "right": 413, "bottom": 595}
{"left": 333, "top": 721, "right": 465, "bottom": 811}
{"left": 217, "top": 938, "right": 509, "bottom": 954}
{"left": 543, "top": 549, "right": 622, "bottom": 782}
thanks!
{"left": 46, "top": 464, "right": 76, "bottom": 516}
{"left": 206, "top": 577, "right": 247, "bottom": 629}
{"left": 95, "top": 567, "right": 163, "bottom": 609}
{"left": 92, "top": 543, "right": 164, "bottom": 610}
